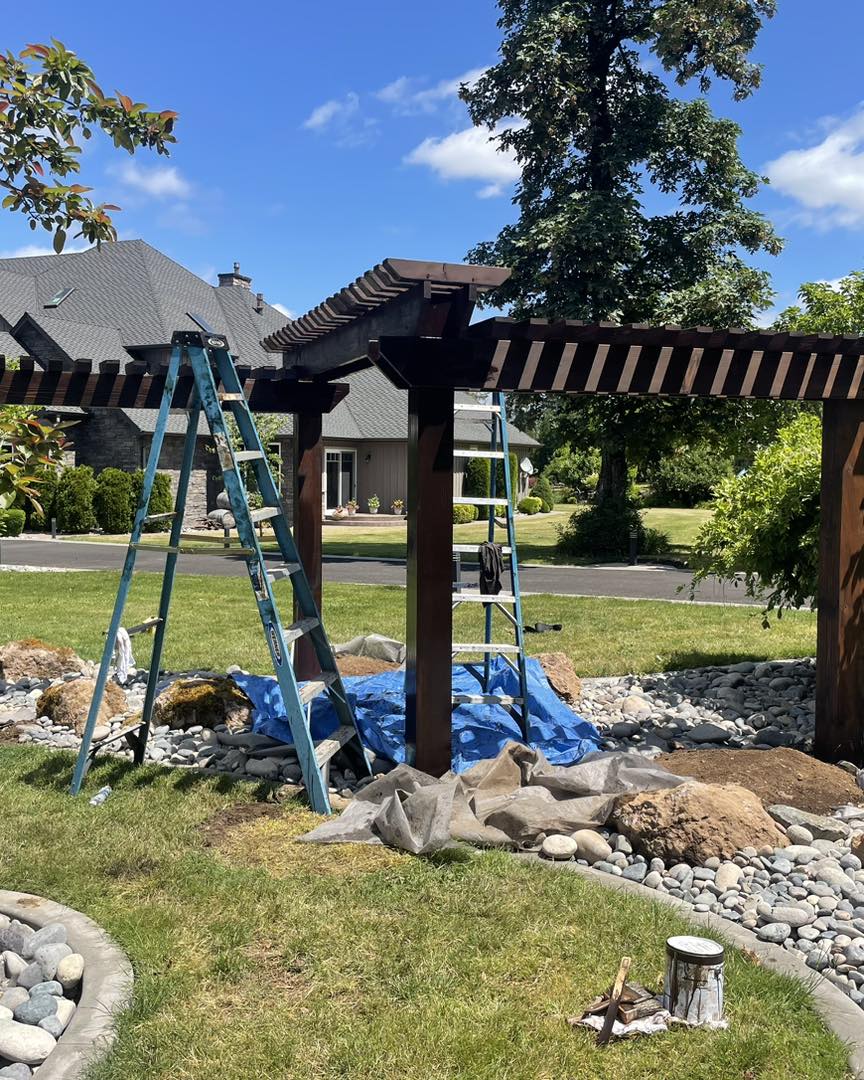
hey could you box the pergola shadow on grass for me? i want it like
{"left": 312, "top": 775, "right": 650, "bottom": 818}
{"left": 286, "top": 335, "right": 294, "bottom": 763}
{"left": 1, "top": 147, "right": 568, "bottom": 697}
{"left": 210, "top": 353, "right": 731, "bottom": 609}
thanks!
{"left": 0, "top": 742, "right": 851, "bottom": 1080}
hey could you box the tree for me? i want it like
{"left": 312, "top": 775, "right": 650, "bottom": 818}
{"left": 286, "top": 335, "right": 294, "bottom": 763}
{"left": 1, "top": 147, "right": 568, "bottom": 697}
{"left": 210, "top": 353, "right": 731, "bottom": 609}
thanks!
{"left": 773, "top": 271, "right": 864, "bottom": 335}
{"left": 462, "top": 0, "right": 781, "bottom": 500}
{"left": 1, "top": 40, "right": 176, "bottom": 249}
{"left": 0, "top": 414, "right": 73, "bottom": 515}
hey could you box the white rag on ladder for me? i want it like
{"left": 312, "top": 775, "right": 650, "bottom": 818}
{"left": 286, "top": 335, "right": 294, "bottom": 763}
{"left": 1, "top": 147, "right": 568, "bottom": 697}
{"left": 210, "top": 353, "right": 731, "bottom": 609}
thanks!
{"left": 113, "top": 627, "right": 134, "bottom": 685}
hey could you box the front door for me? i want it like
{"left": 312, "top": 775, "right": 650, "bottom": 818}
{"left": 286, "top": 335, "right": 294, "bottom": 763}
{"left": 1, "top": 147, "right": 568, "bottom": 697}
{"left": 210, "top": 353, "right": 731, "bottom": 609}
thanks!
{"left": 324, "top": 449, "right": 356, "bottom": 509}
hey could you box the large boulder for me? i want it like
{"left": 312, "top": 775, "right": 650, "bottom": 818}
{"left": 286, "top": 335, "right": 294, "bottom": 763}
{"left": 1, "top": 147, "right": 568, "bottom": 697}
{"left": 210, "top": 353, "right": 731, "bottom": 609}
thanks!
{"left": 0, "top": 639, "right": 87, "bottom": 683}
{"left": 612, "top": 780, "right": 786, "bottom": 864}
{"left": 152, "top": 677, "right": 252, "bottom": 732}
{"left": 537, "top": 653, "right": 582, "bottom": 705}
{"left": 38, "top": 679, "right": 127, "bottom": 736}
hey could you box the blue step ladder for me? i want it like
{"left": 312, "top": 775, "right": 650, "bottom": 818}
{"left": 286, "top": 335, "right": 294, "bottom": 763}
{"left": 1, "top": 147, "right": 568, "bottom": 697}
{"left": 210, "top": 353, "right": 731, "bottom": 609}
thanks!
{"left": 451, "top": 392, "right": 530, "bottom": 738}
{"left": 69, "top": 322, "right": 368, "bottom": 813}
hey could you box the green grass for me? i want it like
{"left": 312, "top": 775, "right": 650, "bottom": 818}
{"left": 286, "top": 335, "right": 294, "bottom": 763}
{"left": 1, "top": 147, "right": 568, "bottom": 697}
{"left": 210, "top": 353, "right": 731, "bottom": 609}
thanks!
{"left": 50, "top": 504, "right": 712, "bottom": 566}
{"left": 1, "top": 570, "right": 815, "bottom": 676}
{"left": 0, "top": 745, "right": 849, "bottom": 1080}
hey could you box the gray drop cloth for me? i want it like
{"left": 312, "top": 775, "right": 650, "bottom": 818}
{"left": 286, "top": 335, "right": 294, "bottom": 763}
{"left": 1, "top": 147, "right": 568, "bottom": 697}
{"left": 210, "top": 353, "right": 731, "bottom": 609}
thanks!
{"left": 300, "top": 742, "right": 687, "bottom": 855}
{"left": 333, "top": 633, "right": 406, "bottom": 665}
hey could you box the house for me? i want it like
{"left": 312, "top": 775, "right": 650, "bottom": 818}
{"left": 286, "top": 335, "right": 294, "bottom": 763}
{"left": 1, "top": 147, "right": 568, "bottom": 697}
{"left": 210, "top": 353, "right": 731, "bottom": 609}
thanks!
{"left": 0, "top": 241, "right": 537, "bottom": 521}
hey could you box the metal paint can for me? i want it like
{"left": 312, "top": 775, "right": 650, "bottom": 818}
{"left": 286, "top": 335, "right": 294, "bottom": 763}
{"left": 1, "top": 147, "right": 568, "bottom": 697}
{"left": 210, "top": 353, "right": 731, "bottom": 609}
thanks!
{"left": 663, "top": 935, "right": 725, "bottom": 1025}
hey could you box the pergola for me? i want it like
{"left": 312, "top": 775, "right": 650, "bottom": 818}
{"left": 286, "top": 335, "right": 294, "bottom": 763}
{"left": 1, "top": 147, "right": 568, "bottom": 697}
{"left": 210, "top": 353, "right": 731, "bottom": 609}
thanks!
{"left": 4, "top": 256, "right": 862, "bottom": 775}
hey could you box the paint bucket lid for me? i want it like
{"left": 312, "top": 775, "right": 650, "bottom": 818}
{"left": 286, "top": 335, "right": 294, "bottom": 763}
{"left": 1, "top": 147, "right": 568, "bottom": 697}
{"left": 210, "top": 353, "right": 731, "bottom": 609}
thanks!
{"left": 666, "top": 935, "right": 725, "bottom": 965}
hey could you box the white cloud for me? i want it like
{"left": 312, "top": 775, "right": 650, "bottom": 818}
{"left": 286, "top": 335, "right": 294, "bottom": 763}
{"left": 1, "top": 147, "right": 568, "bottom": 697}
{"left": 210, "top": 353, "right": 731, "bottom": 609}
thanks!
{"left": 405, "top": 122, "right": 522, "bottom": 197}
{"left": 376, "top": 68, "right": 487, "bottom": 115}
{"left": 303, "top": 93, "right": 359, "bottom": 131}
{"left": 0, "top": 242, "right": 91, "bottom": 259}
{"left": 766, "top": 108, "right": 864, "bottom": 228}
{"left": 111, "top": 161, "right": 191, "bottom": 200}
{"left": 272, "top": 303, "right": 294, "bottom": 318}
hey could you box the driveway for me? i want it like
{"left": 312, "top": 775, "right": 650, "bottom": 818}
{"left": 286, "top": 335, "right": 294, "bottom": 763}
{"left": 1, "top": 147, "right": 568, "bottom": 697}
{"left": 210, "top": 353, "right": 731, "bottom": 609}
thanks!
{"left": 0, "top": 536, "right": 759, "bottom": 605}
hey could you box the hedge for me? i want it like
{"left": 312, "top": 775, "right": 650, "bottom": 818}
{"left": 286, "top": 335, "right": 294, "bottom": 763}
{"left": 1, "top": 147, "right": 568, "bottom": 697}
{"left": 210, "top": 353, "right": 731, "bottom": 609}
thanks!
{"left": 0, "top": 508, "right": 26, "bottom": 536}
{"left": 517, "top": 496, "right": 542, "bottom": 515}
{"left": 131, "top": 470, "right": 174, "bottom": 532}
{"left": 453, "top": 504, "right": 478, "bottom": 524}
{"left": 531, "top": 475, "right": 554, "bottom": 512}
{"left": 94, "top": 468, "right": 134, "bottom": 533}
{"left": 24, "top": 469, "right": 60, "bottom": 531}
{"left": 54, "top": 466, "right": 97, "bottom": 534}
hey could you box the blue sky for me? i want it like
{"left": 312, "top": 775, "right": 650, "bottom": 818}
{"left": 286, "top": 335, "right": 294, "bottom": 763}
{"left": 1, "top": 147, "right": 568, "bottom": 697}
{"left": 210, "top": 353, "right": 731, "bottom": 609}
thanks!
{"left": 1, "top": 1, "right": 863, "bottom": 324}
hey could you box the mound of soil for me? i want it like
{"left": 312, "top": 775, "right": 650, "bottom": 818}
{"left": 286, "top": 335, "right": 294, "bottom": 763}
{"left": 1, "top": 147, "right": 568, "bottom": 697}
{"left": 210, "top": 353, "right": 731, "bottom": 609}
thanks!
{"left": 39, "top": 678, "right": 127, "bottom": 735}
{"left": 336, "top": 655, "right": 400, "bottom": 677}
{"left": 0, "top": 639, "right": 87, "bottom": 682}
{"left": 661, "top": 747, "right": 863, "bottom": 816}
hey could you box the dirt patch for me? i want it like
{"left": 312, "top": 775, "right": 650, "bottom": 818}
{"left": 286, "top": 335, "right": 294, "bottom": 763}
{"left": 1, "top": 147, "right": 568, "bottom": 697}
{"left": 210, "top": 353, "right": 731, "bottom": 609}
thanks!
{"left": 537, "top": 652, "right": 582, "bottom": 704}
{"left": 200, "top": 801, "right": 282, "bottom": 847}
{"left": 661, "top": 747, "right": 863, "bottom": 816}
{"left": 336, "top": 655, "right": 401, "bottom": 677}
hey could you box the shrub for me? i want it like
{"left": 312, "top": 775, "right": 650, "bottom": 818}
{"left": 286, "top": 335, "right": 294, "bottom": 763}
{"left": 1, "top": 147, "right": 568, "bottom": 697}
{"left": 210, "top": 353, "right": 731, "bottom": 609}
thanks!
{"left": 557, "top": 495, "right": 644, "bottom": 560}
{"left": 130, "top": 470, "right": 173, "bottom": 532}
{"left": 0, "top": 508, "right": 25, "bottom": 536}
{"left": 24, "top": 469, "right": 60, "bottom": 531}
{"left": 517, "top": 496, "right": 542, "bottom": 515}
{"left": 54, "top": 466, "right": 96, "bottom": 534}
{"left": 453, "top": 504, "right": 478, "bottom": 524}
{"left": 463, "top": 456, "right": 490, "bottom": 517}
{"left": 545, "top": 444, "right": 601, "bottom": 501}
{"left": 691, "top": 414, "right": 821, "bottom": 618}
{"left": 531, "top": 475, "right": 555, "bottom": 512}
{"left": 642, "top": 527, "right": 672, "bottom": 557}
{"left": 94, "top": 468, "right": 134, "bottom": 534}
{"left": 645, "top": 443, "right": 732, "bottom": 508}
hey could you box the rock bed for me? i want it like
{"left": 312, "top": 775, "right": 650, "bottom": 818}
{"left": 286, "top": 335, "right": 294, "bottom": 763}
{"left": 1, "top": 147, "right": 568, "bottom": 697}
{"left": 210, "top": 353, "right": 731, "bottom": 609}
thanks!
{"left": 0, "top": 917, "right": 85, "bottom": 1076}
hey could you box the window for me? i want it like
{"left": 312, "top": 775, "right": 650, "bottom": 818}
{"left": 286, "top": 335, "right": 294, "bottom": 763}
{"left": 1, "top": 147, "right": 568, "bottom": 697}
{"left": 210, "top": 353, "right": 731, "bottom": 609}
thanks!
{"left": 324, "top": 449, "right": 356, "bottom": 509}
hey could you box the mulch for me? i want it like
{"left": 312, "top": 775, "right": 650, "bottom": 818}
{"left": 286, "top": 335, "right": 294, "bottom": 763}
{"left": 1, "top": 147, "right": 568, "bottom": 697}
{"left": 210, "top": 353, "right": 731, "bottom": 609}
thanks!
{"left": 336, "top": 655, "right": 401, "bottom": 677}
{"left": 660, "top": 747, "right": 863, "bottom": 816}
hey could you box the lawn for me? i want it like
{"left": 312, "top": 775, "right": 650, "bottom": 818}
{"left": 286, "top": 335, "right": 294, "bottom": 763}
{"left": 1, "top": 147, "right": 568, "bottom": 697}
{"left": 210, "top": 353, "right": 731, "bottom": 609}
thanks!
{"left": 51, "top": 505, "right": 712, "bottom": 567}
{"left": 0, "top": 745, "right": 849, "bottom": 1080}
{"left": 0, "top": 570, "right": 815, "bottom": 677}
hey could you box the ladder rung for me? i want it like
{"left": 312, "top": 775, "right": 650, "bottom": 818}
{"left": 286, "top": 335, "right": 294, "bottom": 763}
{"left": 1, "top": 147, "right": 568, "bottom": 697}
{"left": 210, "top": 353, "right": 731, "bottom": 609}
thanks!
{"left": 143, "top": 512, "right": 176, "bottom": 523}
{"left": 451, "top": 643, "right": 521, "bottom": 653}
{"left": 218, "top": 392, "right": 246, "bottom": 403}
{"left": 249, "top": 506, "right": 281, "bottom": 524}
{"left": 267, "top": 563, "right": 301, "bottom": 581}
{"left": 102, "top": 617, "right": 162, "bottom": 637}
{"left": 453, "top": 694, "right": 524, "bottom": 706}
{"left": 453, "top": 592, "right": 517, "bottom": 604}
{"left": 314, "top": 724, "right": 357, "bottom": 767}
{"left": 89, "top": 720, "right": 144, "bottom": 749}
{"left": 178, "top": 532, "right": 243, "bottom": 545}
{"left": 452, "top": 544, "right": 512, "bottom": 555}
{"left": 453, "top": 497, "right": 506, "bottom": 506}
{"left": 453, "top": 449, "right": 505, "bottom": 460}
{"left": 453, "top": 403, "right": 501, "bottom": 414}
{"left": 235, "top": 450, "right": 265, "bottom": 462}
{"left": 299, "top": 670, "right": 338, "bottom": 705}
{"left": 284, "top": 616, "right": 319, "bottom": 645}
{"left": 131, "top": 543, "right": 255, "bottom": 557}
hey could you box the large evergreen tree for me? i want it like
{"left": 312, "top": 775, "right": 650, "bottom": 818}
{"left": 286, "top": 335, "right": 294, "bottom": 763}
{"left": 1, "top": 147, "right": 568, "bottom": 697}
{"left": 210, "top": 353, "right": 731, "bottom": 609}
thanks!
{"left": 462, "top": 0, "right": 781, "bottom": 498}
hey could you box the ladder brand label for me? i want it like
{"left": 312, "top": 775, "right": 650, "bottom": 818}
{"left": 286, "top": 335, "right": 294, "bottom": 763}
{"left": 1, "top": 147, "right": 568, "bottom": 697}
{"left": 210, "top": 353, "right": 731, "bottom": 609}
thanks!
{"left": 214, "top": 431, "right": 234, "bottom": 472}
{"left": 268, "top": 622, "right": 283, "bottom": 665}
{"left": 250, "top": 562, "right": 267, "bottom": 601}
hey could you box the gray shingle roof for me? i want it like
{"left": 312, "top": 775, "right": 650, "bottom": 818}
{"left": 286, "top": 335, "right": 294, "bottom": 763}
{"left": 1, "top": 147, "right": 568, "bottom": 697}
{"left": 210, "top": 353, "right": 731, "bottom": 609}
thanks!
{"left": 0, "top": 240, "right": 284, "bottom": 368}
{"left": 0, "top": 329, "right": 24, "bottom": 359}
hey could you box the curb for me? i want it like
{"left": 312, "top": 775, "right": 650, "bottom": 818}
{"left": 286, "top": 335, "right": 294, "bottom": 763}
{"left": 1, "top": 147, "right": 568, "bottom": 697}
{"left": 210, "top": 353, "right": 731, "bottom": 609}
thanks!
{"left": 518, "top": 853, "right": 864, "bottom": 1077}
{"left": 0, "top": 891, "right": 133, "bottom": 1080}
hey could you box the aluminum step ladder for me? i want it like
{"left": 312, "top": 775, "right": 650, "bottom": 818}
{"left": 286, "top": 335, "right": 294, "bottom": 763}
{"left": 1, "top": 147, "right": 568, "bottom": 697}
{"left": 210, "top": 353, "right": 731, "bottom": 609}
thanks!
{"left": 451, "top": 392, "right": 530, "bottom": 737}
{"left": 69, "top": 322, "right": 368, "bottom": 813}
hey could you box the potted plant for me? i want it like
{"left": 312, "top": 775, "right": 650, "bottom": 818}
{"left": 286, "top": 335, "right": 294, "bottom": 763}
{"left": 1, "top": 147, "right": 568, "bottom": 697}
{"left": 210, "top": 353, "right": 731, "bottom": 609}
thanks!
{"left": 367, "top": 494, "right": 380, "bottom": 515}
{"left": 332, "top": 504, "right": 346, "bottom": 518}
{"left": 346, "top": 499, "right": 358, "bottom": 516}
{"left": 391, "top": 498, "right": 404, "bottom": 516}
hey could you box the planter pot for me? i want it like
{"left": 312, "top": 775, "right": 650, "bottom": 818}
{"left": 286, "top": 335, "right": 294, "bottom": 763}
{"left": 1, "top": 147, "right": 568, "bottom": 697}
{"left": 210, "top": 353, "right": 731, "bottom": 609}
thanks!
{"left": 346, "top": 508, "right": 357, "bottom": 516}
{"left": 367, "top": 507, "right": 379, "bottom": 515}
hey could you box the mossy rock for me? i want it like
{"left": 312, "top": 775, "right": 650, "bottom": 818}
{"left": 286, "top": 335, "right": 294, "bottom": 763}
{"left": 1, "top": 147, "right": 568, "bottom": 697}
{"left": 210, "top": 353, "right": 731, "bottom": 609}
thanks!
{"left": 0, "top": 639, "right": 88, "bottom": 683}
{"left": 39, "top": 678, "right": 127, "bottom": 735}
{"left": 152, "top": 677, "right": 253, "bottom": 732}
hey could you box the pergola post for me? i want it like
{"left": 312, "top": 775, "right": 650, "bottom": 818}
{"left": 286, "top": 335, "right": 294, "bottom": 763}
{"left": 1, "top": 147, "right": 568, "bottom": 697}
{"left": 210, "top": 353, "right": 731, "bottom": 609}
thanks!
{"left": 293, "top": 410, "right": 324, "bottom": 681}
{"left": 815, "top": 399, "right": 864, "bottom": 762}
{"left": 405, "top": 386, "right": 454, "bottom": 775}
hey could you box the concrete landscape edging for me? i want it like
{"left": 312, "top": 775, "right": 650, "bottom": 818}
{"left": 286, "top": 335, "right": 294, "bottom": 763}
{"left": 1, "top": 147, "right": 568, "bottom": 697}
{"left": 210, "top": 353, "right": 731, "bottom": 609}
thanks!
{"left": 0, "top": 891, "right": 133, "bottom": 1080}
{"left": 519, "top": 853, "right": 864, "bottom": 1077}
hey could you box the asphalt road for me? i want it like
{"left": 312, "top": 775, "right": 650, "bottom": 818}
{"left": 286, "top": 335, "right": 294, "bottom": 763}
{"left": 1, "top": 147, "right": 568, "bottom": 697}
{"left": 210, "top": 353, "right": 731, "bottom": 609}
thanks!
{"left": 0, "top": 536, "right": 759, "bottom": 605}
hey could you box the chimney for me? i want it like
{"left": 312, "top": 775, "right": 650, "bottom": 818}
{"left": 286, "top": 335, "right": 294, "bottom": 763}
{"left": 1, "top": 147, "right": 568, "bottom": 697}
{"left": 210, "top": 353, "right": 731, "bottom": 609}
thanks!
{"left": 254, "top": 292, "right": 264, "bottom": 313}
{"left": 217, "top": 261, "right": 252, "bottom": 289}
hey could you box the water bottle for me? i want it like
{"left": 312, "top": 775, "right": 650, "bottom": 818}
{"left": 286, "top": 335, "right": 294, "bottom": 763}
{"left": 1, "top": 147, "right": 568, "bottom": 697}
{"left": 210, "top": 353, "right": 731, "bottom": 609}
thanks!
{"left": 89, "top": 785, "right": 112, "bottom": 806}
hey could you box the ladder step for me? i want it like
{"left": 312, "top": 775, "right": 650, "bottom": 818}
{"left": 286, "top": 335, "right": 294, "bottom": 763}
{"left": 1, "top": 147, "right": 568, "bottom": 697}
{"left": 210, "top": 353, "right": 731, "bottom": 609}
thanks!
{"left": 284, "top": 616, "right": 319, "bottom": 645}
{"left": 131, "top": 542, "right": 256, "bottom": 557}
{"left": 88, "top": 719, "right": 144, "bottom": 750}
{"left": 103, "top": 616, "right": 162, "bottom": 637}
{"left": 453, "top": 403, "right": 501, "bottom": 414}
{"left": 249, "top": 506, "right": 281, "bottom": 523}
{"left": 453, "top": 449, "right": 506, "bottom": 460}
{"left": 453, "top": 591, "right": 517, "bottom": 604}
{"left": 178, "top": 532, "right": 243, "bottom": 545}
{"left": 453, "top": 544, "right": 512, "bottom": 555}
{"left": 218, "top": 392, "right": 246, "bottom": 403}
{"left": 453, "top": 497, "right": 507, "bottom": 506}
{"left": 267, "top": 563, "right": 301, "bottom": 582}
{"left": 299, "top": 670, "right": 338, "bottom": 705}
{"left": 235, "top": 450, "right": 265, "bottom": 462}
{"left": 143, "top": 511, "right": 176, "bottom": 524}
{"left": 453, "top": 694, "right": 524, "bottom": 706}
{"left": 314, "top": 724, "right": 357, "bottom": 767}
{"left": 452, "top": 643, "right": 521, "bottom": 653}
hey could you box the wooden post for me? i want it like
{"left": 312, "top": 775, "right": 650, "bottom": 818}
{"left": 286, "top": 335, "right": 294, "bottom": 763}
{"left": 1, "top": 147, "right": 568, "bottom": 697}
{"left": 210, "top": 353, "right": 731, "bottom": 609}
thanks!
{"left": 293, "top": 411, "right": 323, "bottom": 681}
{"left": 816, "top": 400, "right": 864, "bottom": 763}
{"left": 405, "top": 386, "right": 454, "bottom": 775}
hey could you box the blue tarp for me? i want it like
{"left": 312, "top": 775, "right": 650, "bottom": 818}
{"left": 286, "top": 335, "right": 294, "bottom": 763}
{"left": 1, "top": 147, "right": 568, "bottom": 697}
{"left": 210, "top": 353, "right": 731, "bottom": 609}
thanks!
{"left": 232, "top": 656, "right": 601, "bottom": 774}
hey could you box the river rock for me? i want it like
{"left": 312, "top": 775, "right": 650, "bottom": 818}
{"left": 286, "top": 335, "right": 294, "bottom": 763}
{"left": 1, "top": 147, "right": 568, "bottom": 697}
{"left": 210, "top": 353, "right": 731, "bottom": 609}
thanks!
{"left": 540, "top": 835, "right": 578, "bottom": 860}
{"left": 765, "top": 905, "right": 816, "bottom": 929}
{"left": 613, "top": 781, "right": 785, "bottom": 863}
{"left": 20, "top": 925, "right": 66, "bottom": 961}
{"left": 13, "top": 995, "right": 56, "bottom": 1026}
{"left": 0, "top": 1064, "right": 34, "bottom": 1079}
{"left": 0, "top": 1020, "right": 56, "bottom": 1065}
{"left": 572, "top": 829, "right": 613, "bottom": 865}
{"left": 0, "top": 990, "right": 28, "bottom": 1014}
{"left": 688, "top": 722, "right": 731, "bottom": 744}
{"left": 2, "top": 952, "right": 26, "bottom": 981}
{"left": 32, "top": 944, "right": 71, "bottom": 981}
{"left": 757, "top": 922, "right": 791, "bottom": 944}
{"left": 767, "top": 805, "right": 851, "bottom": 842}
{"left": 714, "top": 862, "right": 742, "bottom": 892}
{"left": 55, "top": 953, "right": 84, "bottom": 993}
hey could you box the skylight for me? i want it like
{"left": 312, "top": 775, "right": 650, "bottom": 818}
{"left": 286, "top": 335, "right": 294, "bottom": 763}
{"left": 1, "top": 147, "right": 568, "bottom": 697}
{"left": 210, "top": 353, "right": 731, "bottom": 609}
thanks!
{"left": 44, "top": 286, "right": 75, "bottom": 308}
